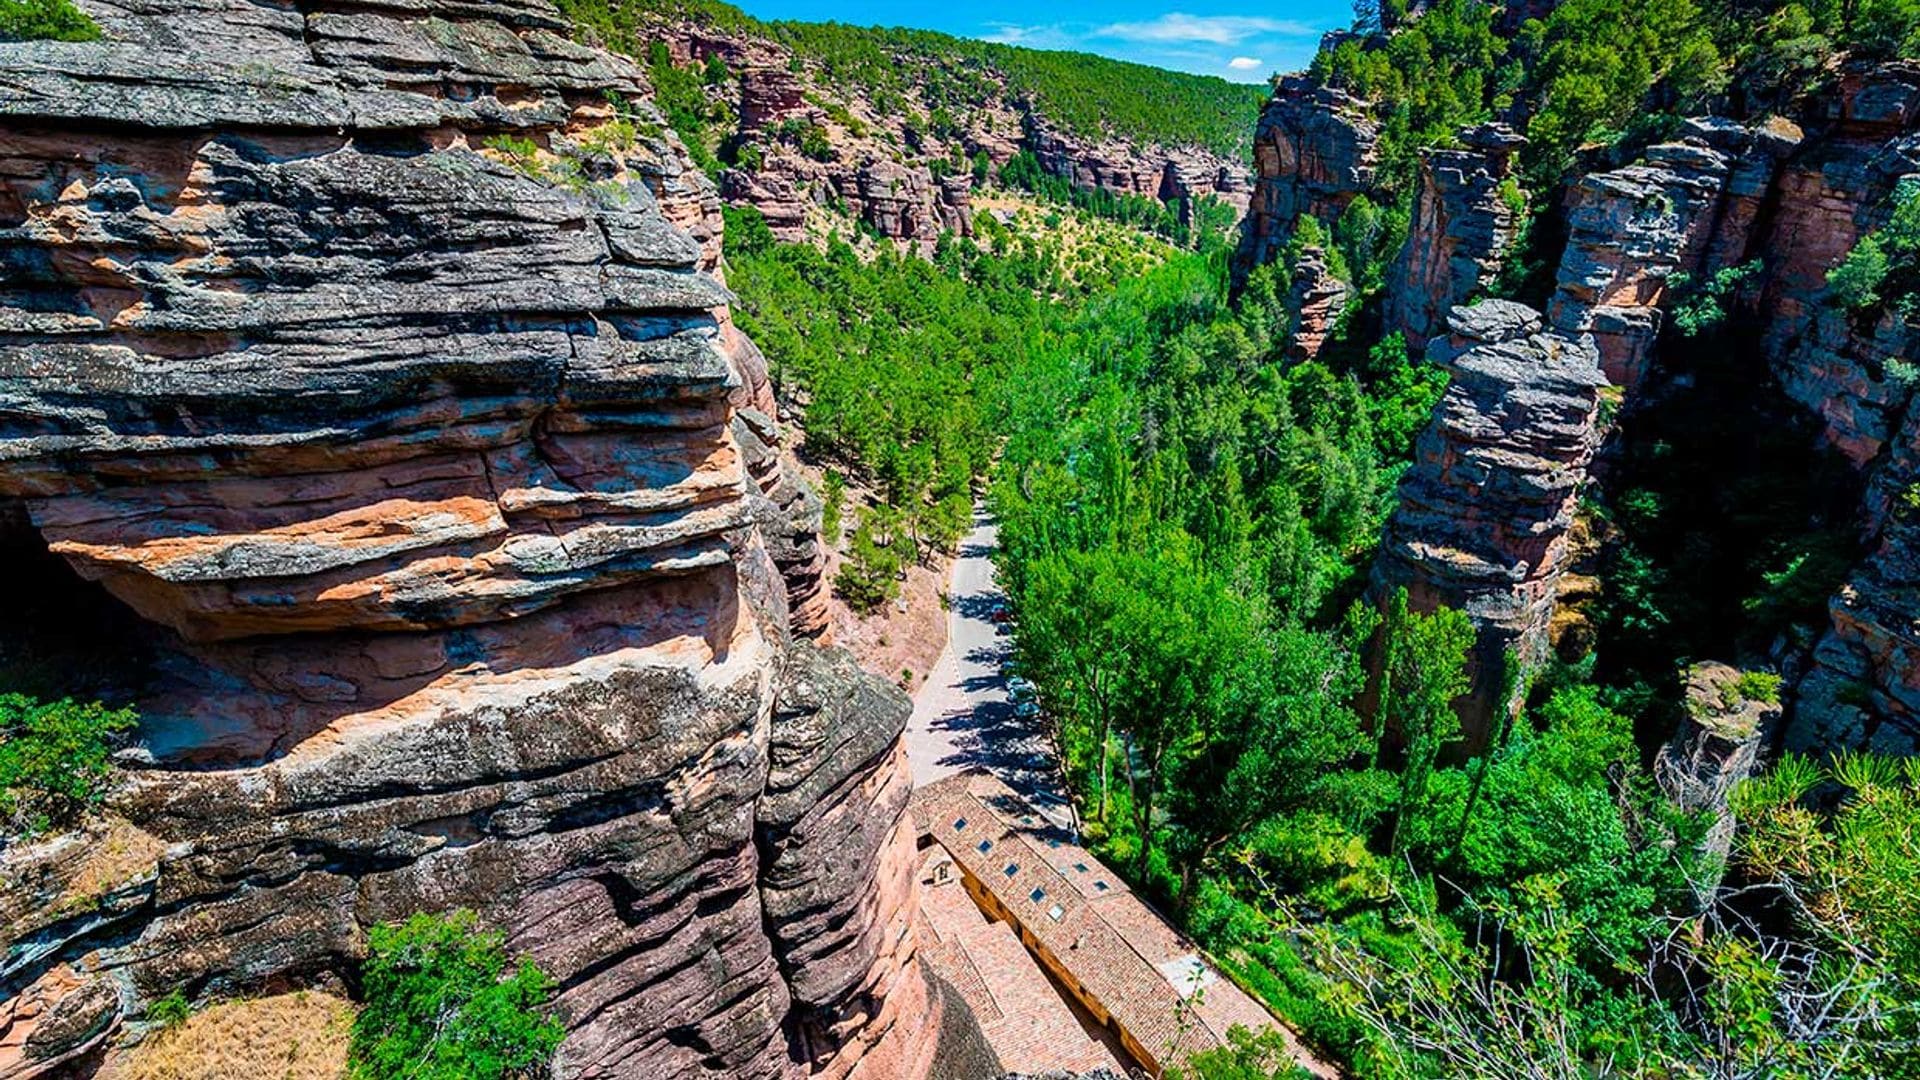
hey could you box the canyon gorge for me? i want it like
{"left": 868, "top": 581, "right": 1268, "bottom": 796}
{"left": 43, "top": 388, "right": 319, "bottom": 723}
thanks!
{"left": 0, "top": 0, "right": 1916, "bottom": 1077}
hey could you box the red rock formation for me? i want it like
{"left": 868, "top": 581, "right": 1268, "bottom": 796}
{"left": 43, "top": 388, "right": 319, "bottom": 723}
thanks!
{"left": 1233, "top": 76, "right": 1380, "bottom": 285}
{"left": 1548, "top": 119, "right": 1799, "bottom": 392}
{"left": 0, "top": 2, "right": 949, "bottom": 1076}
{"left": 646, "top": 19, "right": 1244, "bottom": 254}
{"left": 1286, "top": 246, "right": 1352, "bottom": 362}
{"left": 1370, "top": 302, "right": 1608, "bottom": 748}
{"left": 1758, "top": 62, "right": 1920, "bottom": 466}
{"left": 1385, "top": 123, "right": 1527, "bottom": 345}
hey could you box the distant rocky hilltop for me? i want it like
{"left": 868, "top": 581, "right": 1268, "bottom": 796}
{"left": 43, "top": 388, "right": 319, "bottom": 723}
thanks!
{"left": 0, "top": 1, "right": 976, "bottom": 1076}
{"left": 573, "top": 0, "right": 1260, "bottom": 251}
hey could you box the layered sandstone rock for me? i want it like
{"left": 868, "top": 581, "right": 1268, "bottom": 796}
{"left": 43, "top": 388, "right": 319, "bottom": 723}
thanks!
{"left": 1385, "top": 123, "right": 1527, "bottom": 344}
{"left": 1285, "top": 246, "right": 1352, "bottom": 362}
{"left": 760, "top": 642, "right": 937, "bottom": 1078}
{"left": 1757, "top": 62, "right": 1920, "bottom": 466}
{"left": 0, "top": 2, "right": 940, "bottom": 1077}
{"left": 1371, "top": 302, "right": 1607, "bottom": 748}
{"left": 1233, "top": 76, "right": 1379, "bottom": 285}
{"left": 1548, "top": 118, "right": 1799, "bottom": 392}
{"left": 1759, "top": 63, "right": 1920, "bottom": 755}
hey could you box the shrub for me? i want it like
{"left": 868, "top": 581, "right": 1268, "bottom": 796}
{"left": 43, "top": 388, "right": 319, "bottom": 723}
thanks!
{"left": 148, "top": 991, "right": 194, "bottom": 1029}
{"left": 349, "top": 910, "right": 563, "bottom": 1080}
{"left": 0, "top": 0, "right": 101, "bottom": 42}
{"left": 0, "top": 693, "right": 137, "bottom": 837}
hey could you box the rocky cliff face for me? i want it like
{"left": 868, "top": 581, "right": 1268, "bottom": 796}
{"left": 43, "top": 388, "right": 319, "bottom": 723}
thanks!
{"left": 1370, "top": 302, "right": 1607, "bottom": 747}
{"left": 1384, "top": 124, "right": 1527, "bottom": 345}
{"left": 648, "top": 22, "right": 1250, "bottom": 251}
{"left": 1232, "top": 76, "right": 1379, "bottom": 286}
{"left": 1241, "top": 57, "right": 1920, "bottom": 756}
{"left": 1759, "top": 62, "right": 1920, "bottom": 756}
{"left": 1548, "top": 118, "right": 1799, "bottom": 392}
{"left": 0, "top": 1, "right": 947, "bottom": 1076}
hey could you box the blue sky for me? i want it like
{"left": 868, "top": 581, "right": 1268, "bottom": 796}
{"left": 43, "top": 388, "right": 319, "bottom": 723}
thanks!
{"left": 736, "top": 2, "right": 1354, "bottom": 83}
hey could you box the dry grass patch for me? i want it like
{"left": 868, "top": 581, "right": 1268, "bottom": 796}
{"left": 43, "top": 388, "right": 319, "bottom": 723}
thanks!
{"left": 109, "top": 991, "right": 356, "bottom": 1080}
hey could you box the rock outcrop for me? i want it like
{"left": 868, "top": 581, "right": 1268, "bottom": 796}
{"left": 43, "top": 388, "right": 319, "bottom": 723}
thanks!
{"left": 1384, "top": 124, "right": 1527, "bottom": 345}
{"left": 1757, "top": 62, "right": 1920, "bottom": 467}
{"left": 1285, "top": 246, "right": 1352, "bottom": 362}
{"left": 1233, "top": 76, "right": 1379, "bottom": 285}
{"left": 1759, "top": 62, "right": 1920, "bottom": 755}
{"left": 0, "top": 2, "right": 946, "bottom": 1077}
{"left": 1657, "top": 663, "right": 1780, "bottom": 884}
{"left": 1371, "top": 302, "right": 1608, "bottom": 748}
{"left": 1548, "top": 118, "right": 1799, "bottom": 392}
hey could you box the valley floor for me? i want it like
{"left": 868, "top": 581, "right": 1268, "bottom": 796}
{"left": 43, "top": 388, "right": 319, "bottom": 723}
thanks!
{"left": 906, "top": 510, "right": 1074, "bottom": 829}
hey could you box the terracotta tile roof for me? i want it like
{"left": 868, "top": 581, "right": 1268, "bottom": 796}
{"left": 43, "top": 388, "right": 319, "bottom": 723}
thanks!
{"left": 910, "top": 772, "right": 1282, "bottom": 1074}
{"left": 915, "top": 848, "right": 1125, "bottom": 1074}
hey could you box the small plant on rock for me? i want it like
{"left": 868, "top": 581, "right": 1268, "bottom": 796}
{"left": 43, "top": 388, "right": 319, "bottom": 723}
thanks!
{"left": 0, "top": 0, "right": 101, "bottom": 42}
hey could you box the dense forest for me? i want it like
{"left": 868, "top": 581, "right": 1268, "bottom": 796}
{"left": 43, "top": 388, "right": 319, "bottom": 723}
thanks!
{"left": 2, "top": 0, "right": 1916, "bottom": 1075}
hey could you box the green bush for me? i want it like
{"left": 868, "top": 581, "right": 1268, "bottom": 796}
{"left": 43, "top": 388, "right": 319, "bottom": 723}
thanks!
{"left": 0, "top": 693, "right": 137, "bottom": 837}
{"left": 148, "top": 990, "right": 193, "bottom": 1029}
{"left": 349, "top": 910, "right": 563, "bottom": 1080}
{"left": 0, "top": 0, "right": 101, "bottom": 42}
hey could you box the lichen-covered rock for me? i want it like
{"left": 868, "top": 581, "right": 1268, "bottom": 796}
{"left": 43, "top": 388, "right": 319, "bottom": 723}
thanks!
{"left": 1371, "top": 302, "right": 1608, "bottom": 748}
{"left": 1657, "top": 663, "right": 1780, "bottom": 886}
{"left": 1233, "top": 76, "right": 1379, "bottom": 286}
{"left": 0, "top": 2, "right": 933, "bottom": 1077}
{"left": 1385, "top": 123, "right": 1527, "bottom": 345}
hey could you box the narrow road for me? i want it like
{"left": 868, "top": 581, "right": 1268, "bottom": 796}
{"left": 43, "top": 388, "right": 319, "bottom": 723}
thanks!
{"left": 906, "top": 509, "right": 1075, "bottom": 829}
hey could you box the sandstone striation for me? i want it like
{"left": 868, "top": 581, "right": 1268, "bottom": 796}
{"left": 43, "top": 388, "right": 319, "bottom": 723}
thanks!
{"left": 0, "top": 1, "right": 947, "bottom": 1077}
{"left": 1371, "top": 302, "right": 1608, "bottom": 748}
{"left": 1548, "top": 118, "right": 1799, "bottom": 392}
{"left": 1233, "top": 76, "right": 1380, "bottom": 285}
{"left": 1384, "top": 124, "right": 1527, "bottom": 345}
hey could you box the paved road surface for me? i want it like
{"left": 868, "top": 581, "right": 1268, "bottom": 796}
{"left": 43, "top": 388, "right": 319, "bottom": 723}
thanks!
{"left": 906, "top": 510, "right": 1075, "bottom": 830}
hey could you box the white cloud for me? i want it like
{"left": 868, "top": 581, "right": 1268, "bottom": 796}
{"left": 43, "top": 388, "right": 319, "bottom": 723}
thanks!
{"left": 1092, "top": 13, "right": 1318, "bottom": 46}
{"left": 981, "top": 22, "right": 1077, "bottom": 48}
{"left": 1227, "top": 55, "right": 1263, "bottom": 70}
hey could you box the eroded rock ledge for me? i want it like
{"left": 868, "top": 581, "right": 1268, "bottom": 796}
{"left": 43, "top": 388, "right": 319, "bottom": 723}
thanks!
{"left": 0, "top": 1, "right": 943, "bottom": 1076}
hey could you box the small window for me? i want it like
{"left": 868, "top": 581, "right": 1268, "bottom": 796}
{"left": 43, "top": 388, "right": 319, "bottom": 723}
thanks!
{"left": 977, "top": 839, "right": 993, "bottom": 853}
{"left": 953, "top": 817, "right": 968, "bottom": 830}
{"left": 1047, "top": 903, "right": 1065, "bottom": 922}
{"left": 1094, "top": 880, "right": 1110, "bottom": 892}
{"left": 1003, "top": 863, "right": 1020, "bottom": 878}
{"left": 1029, "top": 887, "right": 1046, "bottom": 903}
{"left": 1073, "top": 862, "right": 1089, "bottom": 873}
{"left": 1047, "top": 838, "right": 1062, "bottom": 848}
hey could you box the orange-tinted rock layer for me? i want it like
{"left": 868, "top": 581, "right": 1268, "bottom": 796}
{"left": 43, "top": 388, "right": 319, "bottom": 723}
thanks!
{"left": 0, "top": 1, "right": 945, "bottom": 1076}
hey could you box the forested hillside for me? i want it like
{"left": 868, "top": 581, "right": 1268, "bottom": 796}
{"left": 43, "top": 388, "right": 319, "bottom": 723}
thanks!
{"left": 562, "top": 0, "right": 1266, "bottom": 155}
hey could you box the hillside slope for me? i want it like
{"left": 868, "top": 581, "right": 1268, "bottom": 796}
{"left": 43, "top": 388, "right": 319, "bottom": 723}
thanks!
{"left": 560, "top": 0, "right": 1263, "bottom": 249}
